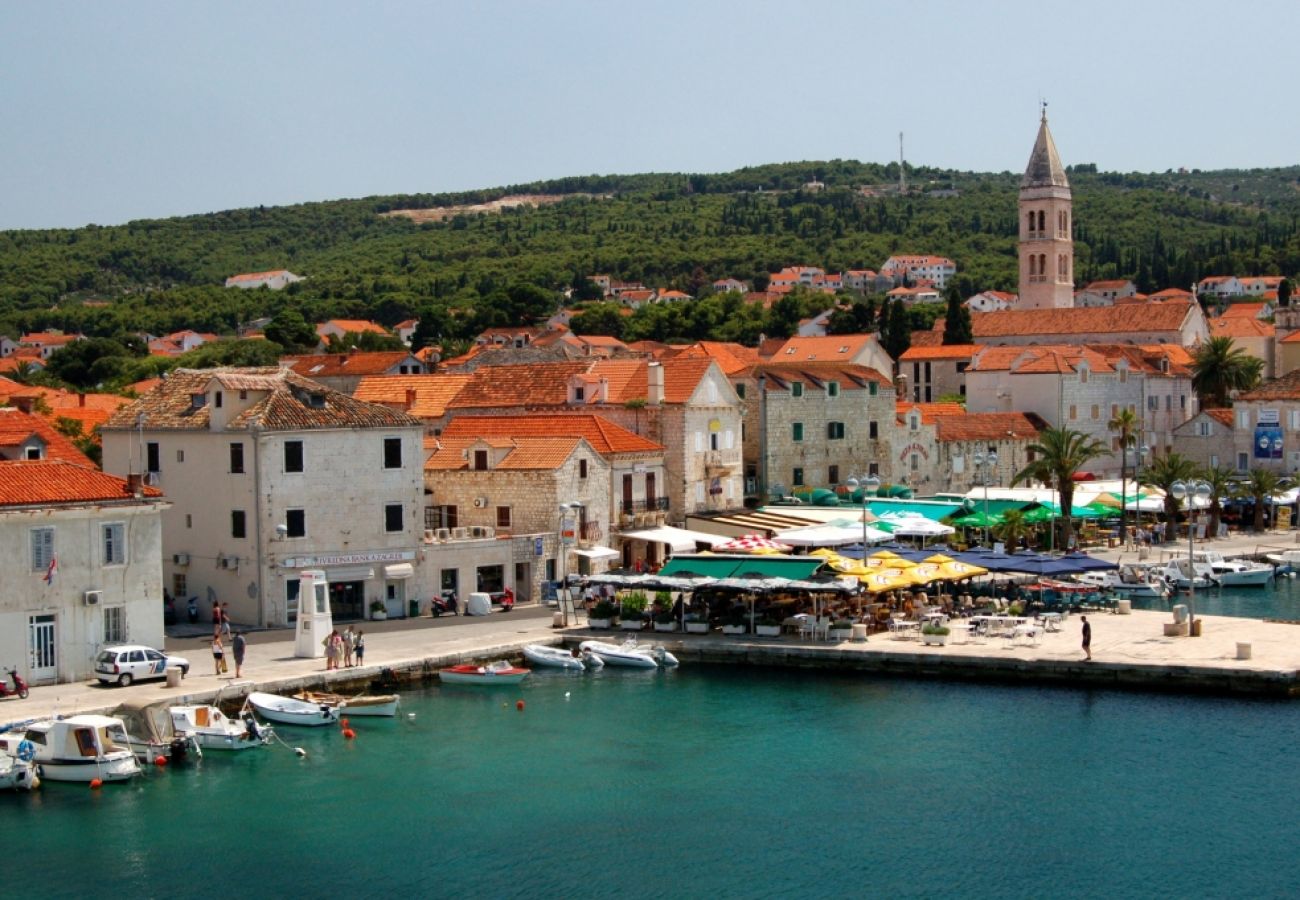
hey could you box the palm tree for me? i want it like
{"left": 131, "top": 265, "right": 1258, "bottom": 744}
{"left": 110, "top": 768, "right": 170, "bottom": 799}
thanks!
{"left": 1239, "top": 468, "right": 1283, "bottom": 532}
{"left": 1108, "top": 407, "right": 1139, "bottom": 540}
{"left": 1011, "top": 427, "right": 1108, "bottom": 550}
{"left": 995, "top": 509, "right": 1028, "bottom": 550}
{"left": 1141, "top": 452, "right": 1198, "bottom": 543}
{"left": 1199, "top": 466, "right": 1236, "bottom": 540}
{"left": 1191, "top": 336, "right": 1263, "bottom": 408}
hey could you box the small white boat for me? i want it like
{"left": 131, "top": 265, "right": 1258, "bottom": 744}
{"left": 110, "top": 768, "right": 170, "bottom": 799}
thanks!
{"left": 171, "top": 704, "right": 273, "bottom": 751}
{"left": 0, "top": 715, "right": 141, "bottom": 783}
{"left": 112, "top": 701, "right": 202, "bottom": 764}
{"left": 522, "top": 644, "right": 603, "bottom": 671}
{"left": 1077, "top": 564, "right": 1169, "bottom": 599}
{"left": 293, "top": 691, "right": 400, "bottom": 717}
{"left": 0, "top": 754, "right": 39, "bottom": 791}
{"left": 580, "top": 639, "right": 679, "bottom": 668}
{"left": 246, "top": 692, "right": 339, "bottom": 727}
{"left": 1265, "top": 549, "right": 1300, "bottom": 570}
{"left": 1158, "top": 558, "right": 1215, "bottom": 590}
{"left": 1192, "top": 551, "right": 1274, "bottom": 587}
{"left": 439, "top": 660, "right": 531, "bottom": 685}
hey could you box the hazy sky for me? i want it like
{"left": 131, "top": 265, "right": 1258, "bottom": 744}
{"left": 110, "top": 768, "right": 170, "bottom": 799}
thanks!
{"left": 2, "top": 0, "right": 1296, "bottom": 230}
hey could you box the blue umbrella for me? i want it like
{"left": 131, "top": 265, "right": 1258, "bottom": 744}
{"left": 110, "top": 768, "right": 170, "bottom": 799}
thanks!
{"left": 1058, "top": 551, "right": 1118, "bottom": 572}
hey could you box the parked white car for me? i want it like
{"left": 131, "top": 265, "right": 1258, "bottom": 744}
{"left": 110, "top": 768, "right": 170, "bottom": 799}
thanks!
{"left": 94, "top": 645, "right": 190, "bottom": 686}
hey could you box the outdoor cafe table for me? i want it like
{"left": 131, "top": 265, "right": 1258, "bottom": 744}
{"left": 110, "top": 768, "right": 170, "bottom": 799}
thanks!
{"left": 1040, "top": 611, "right": 1064, "bottom": 632}
{"left": 968, "top": 615, "right": 1029, "bottom": 636}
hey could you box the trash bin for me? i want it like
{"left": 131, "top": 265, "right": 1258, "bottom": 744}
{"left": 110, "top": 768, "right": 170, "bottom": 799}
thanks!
{"left": 165, "top": 666, "right": 183, "bottom": 688}
{"left": 1116, "top": 599, "right": 1132, "bottom": 615}
{"left": 1236, "top": 642, "right": 1252, "bottom": 660}
{"left": 850, "top": 623, "right": 869, "bottom": 643}
{"left": 1191, "top": 618, "right": 1202, "bottom": 637}
{"left": 1172, "top": 604, "right": 1188, "bottom": 624}
{"left": 409, "top": 597, "right": 420, "bottom": 618}
{"left": 552, "top": 611, "right": 565, "bottom": 628}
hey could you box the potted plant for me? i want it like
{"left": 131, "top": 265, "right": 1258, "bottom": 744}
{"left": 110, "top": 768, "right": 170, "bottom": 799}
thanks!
{"left": 369, "top": 599, "right": 387, "bottom": 621}
{"left": 721, "top": 608, "right": 748, "bottom": 635}
{"left": 654, "top": 610, "right": 677, "bottom": 632}
{"left": 830, "top": 619, "right": 854, "bottom": 641}
{"left": 589, "top": 600, "right": 616, "bottom": 629}
{"left": 683, "top": 613, "right": 710, "bottom": 634}
{"left": 921, "top": 624, "right": 950, "bottom": 646}
{"left": 620, "top": 591, "right": 648, "bottom": 631}
{"left": 754, "top": 614, "right": 781, "bottom": 637}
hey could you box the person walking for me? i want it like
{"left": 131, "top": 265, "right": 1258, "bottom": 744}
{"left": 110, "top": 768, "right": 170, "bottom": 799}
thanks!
{"left": 220, "top": 602, "right": 232, "bottom": 639}
{"left": 232, "top": 631, "right": 246, "bottom": 678}
{"left": 211, "top": 634, "right": 225, "bottom": 676}
{"left": 322, "top": 629, "right": 341, "bottom": 670}
{"left": 1081, "top": 615, "right": 1092, "bottom": 661}
{"left": 354, "top": 629, "right": 365, "bottom": 667}
{"left": 342, "top": 625, "right": 356, "bottom": 668}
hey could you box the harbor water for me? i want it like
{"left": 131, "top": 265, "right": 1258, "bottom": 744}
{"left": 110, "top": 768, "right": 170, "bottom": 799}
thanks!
{"left": 6, "top": 663, "right": 1300, "bottom": 899}
{"left": 1129, "top": 568, "right": 1300, "bottom": 620}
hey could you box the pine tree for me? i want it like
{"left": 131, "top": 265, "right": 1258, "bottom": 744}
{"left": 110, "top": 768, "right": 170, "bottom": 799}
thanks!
{"left": 883, "top": 299, "right": 911, "bottom": 362}
{"left": 942, "top": 285, "right": 973, "bottom": 344}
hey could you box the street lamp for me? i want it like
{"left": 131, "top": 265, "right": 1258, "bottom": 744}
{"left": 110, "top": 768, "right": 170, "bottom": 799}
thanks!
{"left": 557, "top": 501, "right": 583, "bottom": 626}
{"left": 1169, "top": 479, "right": 1210, "bottom": 637}
{"left": 972, "top": 448, "right": 998, "bottom": 547}
{"left": 1126, "top": 443, "right": 1150, "bottom": 548}
{"left": 846, "top": 473, "right": 881, "bottom": 556}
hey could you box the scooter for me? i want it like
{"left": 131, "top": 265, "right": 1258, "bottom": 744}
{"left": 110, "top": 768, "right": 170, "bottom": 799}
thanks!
{"left": 0, "top": 667, "right": 29, "bottom": 700}
{"left": 430, "top": 590, "right": 458, "bottom": 617}
{"left": 187, "top": 597, "right": 199, "bottom": 624}
{"left": 498, "top": 588, "right": 515, "bottom": 613}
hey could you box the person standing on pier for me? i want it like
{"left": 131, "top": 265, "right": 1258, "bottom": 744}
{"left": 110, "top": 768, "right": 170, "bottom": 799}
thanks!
{"left": 212, "top": 634, "right": 225, "bottom": 676}
{"left": 1081, "top": 615, "right": 1092, "bottom": 661}
{"left": 232, "top": 631, "right": 246, "bottom": 678}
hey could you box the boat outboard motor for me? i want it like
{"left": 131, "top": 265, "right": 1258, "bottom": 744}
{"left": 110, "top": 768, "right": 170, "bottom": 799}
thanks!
{"left": 242, "top": 711, "right": 262, "bottom": 741}
{"left": 169, "top": 736, "right": 192, "bottom": 763}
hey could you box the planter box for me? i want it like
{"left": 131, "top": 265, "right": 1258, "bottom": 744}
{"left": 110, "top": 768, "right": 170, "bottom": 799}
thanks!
{"left": 830, "top": 628, "right": 853, "bottom": 641}
{"left": 921, "top": 633, "right": 948, "bottom": 646}
{"left": 685, "top": 622, "right": 710, "bottom": 634}
{"left": 621, "top": 619, "right": 645, "bottom": 631}
{"left": 653, "top": 622, "right": 677, "bottom": 633}
{"left": 370, "top": 610, "right": 387, "bottom": 621}
{"left": 754, "top": 625, "right": 781, "bottom": 637}
{"left": 721, "top": 624, "right": 747, "bottom": 635}
{"left": 588, "top": 618, "right": 612, "bottom": 630}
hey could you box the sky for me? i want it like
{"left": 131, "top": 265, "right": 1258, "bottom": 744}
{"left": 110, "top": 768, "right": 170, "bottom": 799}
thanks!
{"left": 2, "top": 0, "right": 1297, "bottom": 230}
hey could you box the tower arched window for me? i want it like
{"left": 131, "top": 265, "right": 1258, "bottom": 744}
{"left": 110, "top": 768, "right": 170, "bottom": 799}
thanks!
{"left": 1028, "top": 255, "right": 1036, "bottom": 277}
{"left": 1039, "top": 254, "right": 1047, "bottom": 281}
{"left": 1037, "top": 210, "right": 1046, "bottom": 234}
{"left": 1027, "top": 212, "right": 1035, "bottom": 236}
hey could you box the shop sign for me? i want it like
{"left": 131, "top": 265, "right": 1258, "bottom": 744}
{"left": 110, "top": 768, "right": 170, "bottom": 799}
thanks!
{"left": 282, "top": 550, "right": 415, "bottom": 569}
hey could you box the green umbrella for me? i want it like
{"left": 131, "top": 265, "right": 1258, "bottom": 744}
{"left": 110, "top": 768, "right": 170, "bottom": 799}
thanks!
{"left": 951, "top": 511, "right": 1003, "bottom": 527}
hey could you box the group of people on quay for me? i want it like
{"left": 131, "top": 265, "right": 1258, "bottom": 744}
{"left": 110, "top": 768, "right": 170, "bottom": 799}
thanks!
{"left": 322, "top": 626, "right": 366, "bottom": 670}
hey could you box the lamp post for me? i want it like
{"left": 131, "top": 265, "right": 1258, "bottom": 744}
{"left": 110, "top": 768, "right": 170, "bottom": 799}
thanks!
{"left": 1126, "top": 443, "right": 1149, "bottom": 548}
{"left": 1169, "top": 479, "right": 1210, "bottom": 636}
{"left": 846, "top": 473, "right": 881, "bottom": 557}
{"left": 557, "top": 501, "right": 583, "bottom": 626}
{"left": 972, "top": 448, "right": 998, "bottom": 547}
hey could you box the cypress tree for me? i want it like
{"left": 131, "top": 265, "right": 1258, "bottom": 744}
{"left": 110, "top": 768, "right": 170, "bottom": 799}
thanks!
{"left": 883, "top": 298, "right": 912, "bottom": 361}
{"left": 942, "top": 285, "right": 973, "bottom": 345}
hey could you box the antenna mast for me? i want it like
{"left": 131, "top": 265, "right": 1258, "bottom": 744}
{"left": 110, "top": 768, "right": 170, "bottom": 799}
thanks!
{"left": 898, "top": 132, "right": 906, "bottom": 194}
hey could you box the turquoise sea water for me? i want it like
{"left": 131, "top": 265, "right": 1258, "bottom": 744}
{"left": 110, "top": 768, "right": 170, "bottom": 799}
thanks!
{"left": 6, "top": 665, "right": 1300, "bottom": 899}
{"left": 1129, "top": 571, "right": 1300, "bottom": 620}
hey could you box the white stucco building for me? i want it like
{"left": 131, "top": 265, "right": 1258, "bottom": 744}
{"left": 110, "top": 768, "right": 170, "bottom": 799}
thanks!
{"left": 0, "top": 461, "right": 167, "bottom": 685}
{"left": 102, "top": 367, "right": 426, "bottom": 628}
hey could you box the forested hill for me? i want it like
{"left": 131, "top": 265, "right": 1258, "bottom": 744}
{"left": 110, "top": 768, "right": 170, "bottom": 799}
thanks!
{"left": 1, "top": 161, "right": 1298, "bottom": 344}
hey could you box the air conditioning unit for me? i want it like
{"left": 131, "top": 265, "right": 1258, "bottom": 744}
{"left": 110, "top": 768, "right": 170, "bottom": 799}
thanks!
{"left": 435, "top": 527, "right": 451, "bottom": 541}
{"left": 472, "top": 497, "right": 489, "bottom": 509}
{"left": 83, "top": 590, "right": 102, "bottom": 606}
{"left": 480, "top": 525, "right": 495, "bottom": 538}
{"left": 423, "top": 529, "right": 435, "bottom": 543}
{"left": 143, "top": 472, "right": 159, "bottom": 486}
{"left": 218, "top": 555, "right": 239, "bottom": 570}
{"left": 172, "top": 553, "right": 190, "bottom": 566}
{"left": 654, "top": 512, "right": 667, "bottom": 525}
{"left": 452, "top": 527, "right": 469, "bottom": 540}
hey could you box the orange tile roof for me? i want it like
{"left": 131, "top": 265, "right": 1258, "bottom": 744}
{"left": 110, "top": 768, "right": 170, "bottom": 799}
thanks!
{"left": 0, "top": 358, "right": 44, "bottom": 374}
{"left": 896, "top": 402, "right": 966, "bottom": 425}
{"left": 20, "top": 332, "right": 80, "bottom": 346}
{"left": 441, "top": 414, "right": 662, "bottom": 456}
{"left": 286, "top": 351, "right": 418, "bottom": 379}
{"left": 316, "top": 319, "right": 389, "bottom": 336}
{"left": 424, "top": 436, "right": 583, "bottom": 471}
{"left": 768, "top": 334, "right": 876, "bottom": 361}
{"left": 934, "top": 412, "right": 1047, "bottom": 442}
{"left": 0, "top": 408, "right": 95, "bottom": 465}
{"left": 226, "top": 269, "right": 294, "bottom": 283}
{"left": 899, "top": 344, "right": 978, "bottom": 361}
{"left": 1204, "top": 409, "right": 1235, "bottom": 427}
{"left": 1148, "top": 287, "right": 1194, "bottom": 300}
{"left": 1209, "top": 317, "right": 1274, "bottom": 339}
{"left": 674, "top": 341, "right": 762, "bottom": 376}
{"left": 1240, "top": 369, "right": 1300, "bottom": 401}
{"left": 1083, "top": 279, "right": 1134, "bottom": 291}
{"left": 0, "top": 460, "right": 161, "bottom": 507}
{"left": 971, "top": 301, "right": 1195, "bottom": 338}
{"left": 353, "top": 374, "right": 472, "bottom": 419}
{"left": 445, "top": 357, "right": 716, "bottom": 409}
{"left": 908, "top": 330, "right": 943, "bottom": 347}
{"left": 1219, "top": 302, "right": 1268, "bottom": 320}
{"left": 758, "top": 362, "right": 890, "bottom": 388}
{"left": 125, "top": 377, "right": 163, "bottom": 396}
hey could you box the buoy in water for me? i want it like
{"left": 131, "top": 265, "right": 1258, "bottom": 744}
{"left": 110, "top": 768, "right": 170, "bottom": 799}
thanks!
{"left": 341, "top": 717, "right": 350, "bottom": 728}
{"left": 89, "top": 778, "right": 103, "bottom": 789}
{"left": 342, "top": 728, "right": 356, "bottom": 739}
{"left": 515, "top": 699, "right": 525, "bottom": 711}
{"left": 407, "top": 712, "right": 416, "bottom": 719}
{"left": 565, "top": 691, "right": 571, "bottom": 699}
{"left": 154, "top": 755, "right": 167, "bottom": 767}
{"left": 294, "top": 747, "right": 307, "bottom": 757}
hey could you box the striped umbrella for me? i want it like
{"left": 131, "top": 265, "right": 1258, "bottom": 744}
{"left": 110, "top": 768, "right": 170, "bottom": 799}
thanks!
{"left": 714, "top": 533, "right": 793, "bottom": 553}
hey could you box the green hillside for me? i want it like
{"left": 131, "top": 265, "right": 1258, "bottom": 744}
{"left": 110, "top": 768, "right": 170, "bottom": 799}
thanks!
{"left": 2, "top": 161, "right": 1299, "bottom": 348}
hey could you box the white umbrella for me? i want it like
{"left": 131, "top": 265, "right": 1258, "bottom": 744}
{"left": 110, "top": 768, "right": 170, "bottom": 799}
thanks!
{"left": 776, "top": 522, "right": 893, "bottom": 547}
{"left": 879, "top": 514, "right": 955, "bottom": 537}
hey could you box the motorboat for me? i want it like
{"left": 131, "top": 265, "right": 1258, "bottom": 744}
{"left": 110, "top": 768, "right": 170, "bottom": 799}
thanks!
{"left": 111, "top": 701, "right": 202, "bottom": 763}
{"left": 1264, "top": 549, "right": 1300, "bottom": 571}
{"left": 0, "top": 715, "right": 140, "bottom": 783}
{"left": 171, "top": 704, "right": 274, "bottom": 751}
{"left": 1158, "top": 558, "right": 1215, "bottom": 590}
{"left": 523, "top": 644, "right": 603, "bottom": 671}
{"left": 1192, "top": 551, "right": 1274, "bottom": 587}
{"left": 0, "top": 754, "right": 39, "bottom": 791}
{"left": 246, "top": 692, "right": 339, "bottom": 727}
{"left": 580, "top": 639, "right": 679, "bottom": 668}
{"left": 438, "top": 661, "right": 531, "bottom": 685}
{"left": 292, "top": 690, "right": 400, "bottom": 717}
{"left": 1076, "top": 564, "right": 1170, "bottom": 599}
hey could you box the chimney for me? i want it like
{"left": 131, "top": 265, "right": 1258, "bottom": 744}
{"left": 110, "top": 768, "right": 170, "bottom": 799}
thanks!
{"left": 13, "top": 396, "right": 34, "bottom": 414}
{"left": 647, "top": 362, "right": 664, "bottom": 407}
{"left": 126, "top": 473, "right": 143, "bottom": 497}
{"left": 405, "top": 388, "right": 417, "bottom": 410}
{"left": 79, "top": 392, "right": 86, "bottom": 408}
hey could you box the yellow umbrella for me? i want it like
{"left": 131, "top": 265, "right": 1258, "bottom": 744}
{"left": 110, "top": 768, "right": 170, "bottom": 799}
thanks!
{"left": 862, "top": 571, "right": 911, "bottom": 593}
{"left": 922, "top": 553, "right": 989, "bottom": 582}
{"left": 867, "top": 551, "right": 917, "bottom": 569}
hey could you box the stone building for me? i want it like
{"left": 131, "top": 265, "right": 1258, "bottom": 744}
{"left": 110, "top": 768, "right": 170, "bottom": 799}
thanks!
{"left": 898, "top": 344, "right": 977, "bottom": 402}
{"left": 1170, "top": 409, "right": 1238, "bottom": 471}
{"left": 971, "top": 300, "right": 1209, "bottom": 348}
{"left": 1233, "top": 371, "right": 1300, "bottom": 475}
{"left": 0, "top": 461, "right": 167, "bottom": 685}
{"left": 284, "top": 350, "right": 426, "bottom": 393}
{"left": 102, "top": 368, "right": 426, "bottom": 628}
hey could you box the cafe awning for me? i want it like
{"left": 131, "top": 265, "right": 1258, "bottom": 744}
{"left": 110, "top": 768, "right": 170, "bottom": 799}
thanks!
{"left": 659, "top": 555, "right": 823, "bottom": 580}
{"left": 572, "top": 545, "right": 620, "bottom": 559}
{"left": 622, "top": 526, "right": 730, "bottom": 552}
{"left": 384, "top": 563, "right": 414, "bottom": 580}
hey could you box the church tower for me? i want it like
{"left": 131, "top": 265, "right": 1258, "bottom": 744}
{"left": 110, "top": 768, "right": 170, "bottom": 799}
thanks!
{"left": 1018, "top": 107, "right": 1074, "bottom": 309}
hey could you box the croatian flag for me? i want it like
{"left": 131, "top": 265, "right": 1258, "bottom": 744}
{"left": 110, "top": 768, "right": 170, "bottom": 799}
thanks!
{"left": 43, "top": 554, "right": 57, "bottom": 585}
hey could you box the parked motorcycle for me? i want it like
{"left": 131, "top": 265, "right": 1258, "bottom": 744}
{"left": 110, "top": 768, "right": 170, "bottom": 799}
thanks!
{"left": 187, "top": 597, "right": 199, "bottom": 624}
{"left": 0, "top": 667, "right": 29, "bottom": 700}
{"left": 430, "top": 590, "right": 458, "bottom": 617}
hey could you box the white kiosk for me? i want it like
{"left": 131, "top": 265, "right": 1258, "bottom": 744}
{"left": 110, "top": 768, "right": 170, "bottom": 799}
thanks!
{"left": 294, "top": 569, "right": 334, "bottom": 659}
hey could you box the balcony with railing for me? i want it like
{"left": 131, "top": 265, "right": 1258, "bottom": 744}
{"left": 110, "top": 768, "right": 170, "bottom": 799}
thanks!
{"left": 620, "top": 496, "right": 670, "bottom": 515}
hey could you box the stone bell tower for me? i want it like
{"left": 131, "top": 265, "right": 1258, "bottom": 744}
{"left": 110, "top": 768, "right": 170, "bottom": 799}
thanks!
{"left": 1018, "top": 105, "right": 1074, "bottom": 309}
